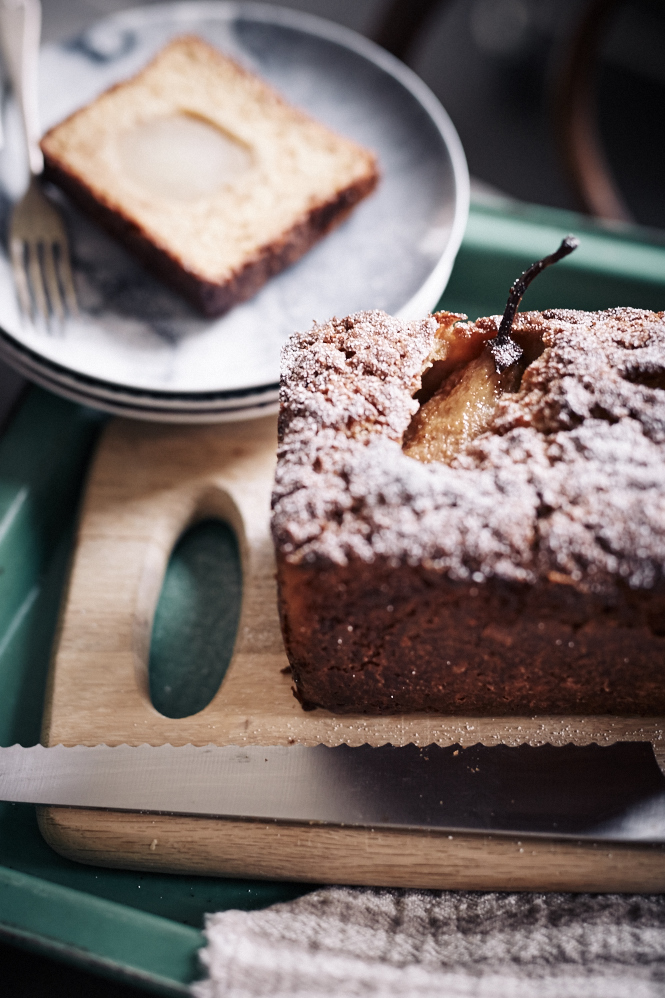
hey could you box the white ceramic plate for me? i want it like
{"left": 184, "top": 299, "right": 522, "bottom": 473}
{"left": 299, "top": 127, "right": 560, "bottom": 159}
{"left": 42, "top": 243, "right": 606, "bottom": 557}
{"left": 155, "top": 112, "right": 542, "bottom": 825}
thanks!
{"left": 0, "top": 1, "right": 469, "bottom": 416}
{"left": 1, "top": 336, "right": 279, "bottom": 422}
{"left": 0, "top": 324, "right": 279, "bottom": 412}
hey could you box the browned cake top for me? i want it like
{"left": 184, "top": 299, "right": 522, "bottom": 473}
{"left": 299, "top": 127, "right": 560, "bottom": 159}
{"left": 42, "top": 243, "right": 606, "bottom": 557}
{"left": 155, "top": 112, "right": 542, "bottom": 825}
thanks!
{"left": 272, "top": 307, "right": 665, "bottom": 595}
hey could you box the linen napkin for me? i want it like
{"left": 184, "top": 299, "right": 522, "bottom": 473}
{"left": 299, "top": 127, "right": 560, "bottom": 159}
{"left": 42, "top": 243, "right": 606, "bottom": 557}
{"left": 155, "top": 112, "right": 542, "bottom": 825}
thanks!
{"left": 193, "top": 886, "right": 665, "bottom": 998}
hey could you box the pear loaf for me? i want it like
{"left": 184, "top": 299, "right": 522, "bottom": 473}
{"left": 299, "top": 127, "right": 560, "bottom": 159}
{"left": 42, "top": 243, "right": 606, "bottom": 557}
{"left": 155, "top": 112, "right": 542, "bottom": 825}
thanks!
{"left": 41, "top": 36, "right": 379, "bottom": 317}
{"left": 271, "top": 307, "right": 665, "bottom": 715}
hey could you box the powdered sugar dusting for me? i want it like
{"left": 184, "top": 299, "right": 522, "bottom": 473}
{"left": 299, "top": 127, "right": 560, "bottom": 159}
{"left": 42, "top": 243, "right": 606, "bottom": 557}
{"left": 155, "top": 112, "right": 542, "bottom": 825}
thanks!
{"left": 278, "top": 310, "right": 436, "bottom": 442}
{"left": 272, "top": 308, "right": 665, "bottom": 595}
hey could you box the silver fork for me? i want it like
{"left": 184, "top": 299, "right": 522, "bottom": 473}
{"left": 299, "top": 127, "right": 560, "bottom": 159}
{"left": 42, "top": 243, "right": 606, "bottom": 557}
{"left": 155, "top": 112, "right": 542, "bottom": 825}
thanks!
{"left": 0, "top": 0, "right": 77, "bottom": 324}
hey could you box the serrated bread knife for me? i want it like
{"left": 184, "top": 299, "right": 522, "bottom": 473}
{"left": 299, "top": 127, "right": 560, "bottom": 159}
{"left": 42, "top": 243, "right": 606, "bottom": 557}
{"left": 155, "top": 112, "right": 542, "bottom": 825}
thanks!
{"left": 1, "top": 741, "right": 665, "bottom": 842}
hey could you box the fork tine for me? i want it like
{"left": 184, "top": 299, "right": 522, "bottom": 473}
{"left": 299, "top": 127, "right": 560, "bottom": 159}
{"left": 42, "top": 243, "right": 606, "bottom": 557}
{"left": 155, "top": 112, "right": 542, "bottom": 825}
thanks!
{"left": 56, "top": 240, "right": 78, "bottom": 316}
{"left": 43, "top": 240, "right": 64, "bottom": 323}
{"left": 10, "top": 237, "right": 32, "bottom": 318}
{"left": 27, "top": 240, "right": 49, "bottom": 323}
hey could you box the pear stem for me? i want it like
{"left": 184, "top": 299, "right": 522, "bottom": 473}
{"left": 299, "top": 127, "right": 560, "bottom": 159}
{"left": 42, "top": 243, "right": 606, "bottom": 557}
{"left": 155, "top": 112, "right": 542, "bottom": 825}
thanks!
{"left": 489, "top": 235, "right": 580, "bottom": 372}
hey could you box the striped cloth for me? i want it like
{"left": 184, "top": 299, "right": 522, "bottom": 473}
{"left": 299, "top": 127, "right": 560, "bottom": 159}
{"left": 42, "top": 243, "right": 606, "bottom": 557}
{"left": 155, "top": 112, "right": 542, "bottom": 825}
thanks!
{"left": 193, "top": 887, "right": 665, "bottom": 998}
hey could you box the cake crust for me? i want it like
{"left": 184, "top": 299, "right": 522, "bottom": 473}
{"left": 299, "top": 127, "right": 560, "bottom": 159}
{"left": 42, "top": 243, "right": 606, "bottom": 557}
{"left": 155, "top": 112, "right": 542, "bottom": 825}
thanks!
{"left": 272, "top": 308, "right": 665, "bottom": 714}
{"left": 42, "top": 156, "right": 377, "bottom": 317}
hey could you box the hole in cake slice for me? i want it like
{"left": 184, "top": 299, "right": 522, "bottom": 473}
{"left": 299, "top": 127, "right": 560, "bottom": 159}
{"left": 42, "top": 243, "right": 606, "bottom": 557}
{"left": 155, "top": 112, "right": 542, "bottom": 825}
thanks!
{"left": 117, "top": 112, "right": 253, "bottom": 202}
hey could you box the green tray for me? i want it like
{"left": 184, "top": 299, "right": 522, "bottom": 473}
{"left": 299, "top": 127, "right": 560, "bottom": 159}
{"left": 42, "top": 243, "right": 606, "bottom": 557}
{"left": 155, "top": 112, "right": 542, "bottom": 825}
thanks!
{"left": 1, "top": 198, "right": 664, "bottom": 994}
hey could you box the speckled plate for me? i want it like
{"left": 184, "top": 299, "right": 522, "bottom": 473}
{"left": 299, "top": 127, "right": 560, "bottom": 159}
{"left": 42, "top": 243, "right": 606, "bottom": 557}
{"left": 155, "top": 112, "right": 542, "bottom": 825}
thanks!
{"left": 0, "top": 1, "right": 468, "bottom": 419}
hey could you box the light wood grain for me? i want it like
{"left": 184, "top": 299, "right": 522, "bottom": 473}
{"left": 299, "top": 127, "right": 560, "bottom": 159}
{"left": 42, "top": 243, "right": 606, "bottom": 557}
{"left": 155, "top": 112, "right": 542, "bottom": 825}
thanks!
{"left": 38, "top": 808, "right": 665, "bottom": 893}
{"left": 39, "top": 417, "right": 665, "bottom": 890}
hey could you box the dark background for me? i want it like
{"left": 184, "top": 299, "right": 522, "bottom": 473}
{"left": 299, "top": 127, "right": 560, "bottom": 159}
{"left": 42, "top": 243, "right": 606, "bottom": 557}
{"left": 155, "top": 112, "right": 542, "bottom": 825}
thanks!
{"left": 2, "top": 0, "right": 664, "bottom": 993}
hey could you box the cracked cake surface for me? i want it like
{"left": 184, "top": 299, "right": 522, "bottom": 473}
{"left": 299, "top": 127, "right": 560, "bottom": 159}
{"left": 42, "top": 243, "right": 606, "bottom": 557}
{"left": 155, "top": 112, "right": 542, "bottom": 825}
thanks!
{"left": 272, "top": 307, "right": 665, "bottom": 715}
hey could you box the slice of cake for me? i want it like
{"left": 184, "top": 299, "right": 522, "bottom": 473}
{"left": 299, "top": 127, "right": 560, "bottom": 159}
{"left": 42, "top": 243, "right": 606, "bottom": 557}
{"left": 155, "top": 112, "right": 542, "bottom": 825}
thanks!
{"left": 41, "top": 36, "right": 379, "bottom": 317}
{"left": 272, "top": 306, "right": 665, "bottom": 714}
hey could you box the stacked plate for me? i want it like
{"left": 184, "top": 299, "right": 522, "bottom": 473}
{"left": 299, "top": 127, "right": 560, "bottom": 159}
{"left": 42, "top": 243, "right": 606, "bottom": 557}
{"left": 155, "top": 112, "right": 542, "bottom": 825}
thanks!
{"left": 0, "top": 2, "right": 469, "bottom": 423}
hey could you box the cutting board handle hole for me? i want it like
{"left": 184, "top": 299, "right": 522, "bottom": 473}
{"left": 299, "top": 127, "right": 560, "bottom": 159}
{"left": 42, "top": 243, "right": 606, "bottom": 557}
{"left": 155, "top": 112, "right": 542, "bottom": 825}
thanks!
{"left": 148, "top": 518, "right": 242, "bottom": 719}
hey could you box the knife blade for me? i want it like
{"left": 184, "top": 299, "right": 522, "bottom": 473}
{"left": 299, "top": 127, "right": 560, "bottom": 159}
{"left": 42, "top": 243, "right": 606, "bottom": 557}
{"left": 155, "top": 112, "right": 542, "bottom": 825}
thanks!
{"left": 1, "top": 741, "right": 665, "bottom": 842}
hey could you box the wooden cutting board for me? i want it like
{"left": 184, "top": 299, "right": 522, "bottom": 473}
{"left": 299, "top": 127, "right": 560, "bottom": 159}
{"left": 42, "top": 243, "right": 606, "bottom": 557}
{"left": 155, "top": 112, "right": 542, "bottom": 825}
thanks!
{"left": 39, "top": 416, "right": 665, "bottom": 891}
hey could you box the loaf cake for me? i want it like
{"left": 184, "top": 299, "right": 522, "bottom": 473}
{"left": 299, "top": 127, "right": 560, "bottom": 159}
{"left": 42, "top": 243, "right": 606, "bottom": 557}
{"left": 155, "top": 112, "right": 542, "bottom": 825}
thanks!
{"left": 272, "top": 306, "right": 665, "bottom": 714}
{"left": 40, "top": 36, "right": 379, "bottom": 317}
